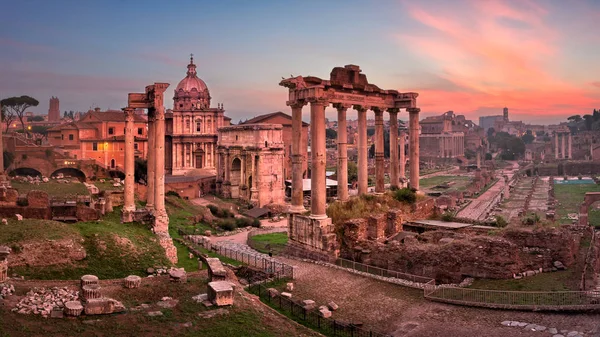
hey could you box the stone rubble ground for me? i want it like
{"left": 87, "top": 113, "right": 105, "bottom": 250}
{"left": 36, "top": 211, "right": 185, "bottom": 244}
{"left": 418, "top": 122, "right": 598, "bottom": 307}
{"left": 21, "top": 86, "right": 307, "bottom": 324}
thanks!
{"left": 12, "top": 287, "right": 79, "bottom": 318}
{"left": 500, "top": 321, "right": 585, "bottom": 337}
{"left": 0, "top": 283, "right": 15, "bottom": 299}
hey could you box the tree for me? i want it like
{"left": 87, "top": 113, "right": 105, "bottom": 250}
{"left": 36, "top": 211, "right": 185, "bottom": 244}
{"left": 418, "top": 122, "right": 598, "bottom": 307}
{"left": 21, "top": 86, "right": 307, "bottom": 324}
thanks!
{"left": 487, "top": 127, "right": 495, "bottom": 139}
{"left": 28, "top": 115, "right": 45, "bottom": 122}
{"left": 1, "top": 104, "right": 15, "bottom": 132}
{"left": 567, "top": 115, "right": 582, "bottom": 123}
{"left": 347, "top": 161, "right": 358, "bottom": 184}
{"left": 325, "top": 128, "right": 337, "bottom": 139}
{"left": 134, "top": 158, "right": 147, "bottom": 183}
{"left": 0, "top": 96, "right": 39, "bottom": 134}
{"left": 583, "top": 114, "right": 593, "bottom": 131}
{"left": 521, "top": 130, "right": 534, "bottom": 144}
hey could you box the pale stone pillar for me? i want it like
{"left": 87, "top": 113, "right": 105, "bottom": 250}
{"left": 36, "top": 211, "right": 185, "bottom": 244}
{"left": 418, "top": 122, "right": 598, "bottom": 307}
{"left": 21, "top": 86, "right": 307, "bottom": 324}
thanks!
{"left": 335, "top": 103, "right": 349, "bottom": 201}
{"left": 310, "top": 99, "right": 328, "bottom": 219}
{"left": 121, "top": 107, "right": 136, "bottom": 223}
{"left": 389, "top": 109, "right": 399, "bottom": 188}
{"left": 568, "top": 133, "right": 572, "bottom": 159}
{"left": 408, "top": 108, "right": 420, "bottom": 191}
{"left": 146, "top": 116, "right": 155, "bottom": 211}
{"left": 356, "top": 105, "right": 368, "bottom": 194}
{"left": 153, "top": 85, "right": 169, "bottom": 233}
{"left": 374, "top": 108, "right": 385, "bottom": 193}
{"left": 289, "top": 102, "right": 306, "bottom": 213}
{"left": 0, "top": 101, "right": 3, "bottom": 173}
{"left": 399, "top": 131, "right": 406, "bottom": 180}
{"left": 561, "top": 133, "right": 566, "bottom": 159}
{"left": 555, "top": 133, "right": 559, "bottom": 159}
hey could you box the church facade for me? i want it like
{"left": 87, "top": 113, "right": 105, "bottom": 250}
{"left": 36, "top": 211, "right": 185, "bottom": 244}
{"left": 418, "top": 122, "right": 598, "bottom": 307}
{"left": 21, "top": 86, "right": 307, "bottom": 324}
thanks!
{"left": 166, "top": 56, "right": 230, "bottom": 175}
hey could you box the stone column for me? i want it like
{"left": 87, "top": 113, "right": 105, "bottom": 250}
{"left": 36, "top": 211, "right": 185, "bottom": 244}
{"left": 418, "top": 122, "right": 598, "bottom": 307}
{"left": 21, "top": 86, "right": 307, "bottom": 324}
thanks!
{"left": 0, "top": 102, "right": 3, "bottom": 173}
{"left": 310, "top": 98, "right": 328, "bottom": 219}
{"left": 374, "top": 108, "right": 385, "bottom": 193}
{"left": 356, "top": 105, "right": 368, "bottom": 194}
{"left": 153, "top": 85, "right": 169, "bottom": 233}
{"left": 561, "top": 133, "right": 566, "bottom": 159}
{"left": 121, "top": 107, "right": 136, "bottom": 223}
{"left": 289, "top": 102, "right": 306, "bottom": 213}
{"left": 568, "top": 133, "right": 572, "bottom": 159}
{"left": 399, "top": 131, "right": 406, "bottom": 181}
{"left": 146, "top": 115, "right": 155, "bottom": 211}
{"left": 554, "top": 133, "right": 559, "bottom": 159}
{"left": 408, "top": 108, "right": 420, "bottom": 191}
{"left": 389, "top": 109, "right": 399, "bottom": 189}
{"left": 335, "top": 103, "right": 349, "bottom": 201}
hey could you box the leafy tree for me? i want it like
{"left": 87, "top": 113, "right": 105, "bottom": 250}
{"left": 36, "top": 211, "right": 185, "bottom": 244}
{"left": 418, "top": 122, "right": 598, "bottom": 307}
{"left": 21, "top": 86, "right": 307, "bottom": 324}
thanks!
{"left": 134, "top": 158, "right": 147, "bottom": 183}
{"left": 583, "top": 114, "right": 593, "bottom": 131}
{"left": 485, "top": 153, "right": 493, "bottom": 160}
{"left": 30, "top": 125, "right": 50, "bottom": 137}
{"left": 567, "top": 115, "right": 582, "bottom": 123}
{"left": 521, "top": 130, "right": 534, "bottom": 144}
{"left": 464, "top": 149, "right": 476, "bottom": 159}
{"left": 1, "top": 103, "right": 15, "bottom": 132}
{"left": 535, "top": 130, "right": 545, "bottom": 137}
{"left": 347, "top": 161, "right": 358, "bottom": 184}
{"left": 0, "top": 96, "right": 39, "bottom": 134}
{"left": 28, "top": 115, "right": 44, "bottom": 122}
{"left": 325, "top": 128, "right": 337, "bottom": 139}
{"left": 487, "top": 127, "right": 495, "bottom": 139}
{"left": 367, "top": 128, "right": 375, "bottom": 137}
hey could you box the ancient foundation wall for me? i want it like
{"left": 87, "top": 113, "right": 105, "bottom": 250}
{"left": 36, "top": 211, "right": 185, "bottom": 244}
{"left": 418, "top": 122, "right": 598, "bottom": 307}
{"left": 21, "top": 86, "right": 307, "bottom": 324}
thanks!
{"left": 284, "top": 214, "right": 339, "bottom": 262}
{"left": 0, "top": 207, "right": 50, "bottom": 220}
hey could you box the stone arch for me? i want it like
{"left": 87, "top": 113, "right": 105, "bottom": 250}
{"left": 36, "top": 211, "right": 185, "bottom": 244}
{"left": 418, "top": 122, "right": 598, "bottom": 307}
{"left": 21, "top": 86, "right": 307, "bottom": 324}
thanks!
{"left": 9, "top": 167, "right": 42, "bottom": 177}
{"left": 230, "top": 157, "right": 242, "bottom": 198}
{"left": 108, "top": 170, "right": 125, "bottom": 180}
{"left": 51, "top": 167, "right": 86, "bottom": 182}
{"left": 579, "top": 192, "right": 600, "bottom": 226}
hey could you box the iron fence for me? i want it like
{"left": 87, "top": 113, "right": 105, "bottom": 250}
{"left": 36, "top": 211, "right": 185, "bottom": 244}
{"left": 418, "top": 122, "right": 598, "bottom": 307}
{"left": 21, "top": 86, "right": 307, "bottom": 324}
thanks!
{"left": 335, "top": 258, "right": 435, "bottom": 286}
{"left": 248, "top": 282, "right": 391, "bottom": 337}
{"left": 424, "top": 286, "right": 600, "bottom": 310}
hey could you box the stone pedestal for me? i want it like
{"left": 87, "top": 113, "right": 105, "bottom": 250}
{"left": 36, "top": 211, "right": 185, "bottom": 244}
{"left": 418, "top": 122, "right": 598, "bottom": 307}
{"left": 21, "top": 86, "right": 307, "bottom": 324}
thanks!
{"left": 206, "top": 257, "right": 227, "bottom": 282}
{"left": 64, "top": 301, "right": 84, "bottom": 317}
{"left": 80, "top": 275, "right": 99, "bottom": 287}
{"left": 207, "top": 281, "right": 234, "bottom": 306}
{"left": 124, "top": 275, "right": 141, "bottom": 289}
{"left": 82, "top": 284, "right": 102, "bottom": 301}
{"left": 374, "top": 109, "right": 385, "bottom": 193}
{"left": 408, "top": 108, "right": 420, "bottom": 191}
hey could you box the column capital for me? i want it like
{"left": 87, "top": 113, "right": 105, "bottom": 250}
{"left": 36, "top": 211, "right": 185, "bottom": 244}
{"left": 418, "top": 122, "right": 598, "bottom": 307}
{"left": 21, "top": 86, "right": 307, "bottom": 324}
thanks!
{"left": 353, "top": 105, "right": 368, "bottom": 112}
{"left": 288, "top": 101, "right": 307, "bottom": 109}
{"left": 333, "top": 103, "right": 351, "bottom": 111}
{"left": 407, "top": 107, "right": 421, "bottom": 114}
{"left": 308, "top": 97, "right": 329, "bottom": 107}
{"left": 373, "top": 107, "right": 387, "bottom": 114}
{"left": 373, "top": 109, "right": 384, "bottom": 117}
{"left": 123, "top": 107, "right": 135, "bottom": 122}
{"left": 387, "top": 108, "right": 400, "bottom": 114}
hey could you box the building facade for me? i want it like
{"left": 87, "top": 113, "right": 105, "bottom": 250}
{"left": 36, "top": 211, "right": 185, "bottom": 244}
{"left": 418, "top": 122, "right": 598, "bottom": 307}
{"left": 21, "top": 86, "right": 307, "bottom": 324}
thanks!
{"left": 166, "top": 56, "right": 230, "bottom": 175}
{"left": 241, "top": 112, "right": 309, "bottom": 180}
{"left": 47, "top": 108, "right": 148, "bottom": 170}
{"left": 419, "top": 111, "right": 465, "bottom": 159}
{"left": 216, "top": 124, "right": 285, "bottom": 207}
{"left": 48, "top": 97, "right": 60, "bottom": 122}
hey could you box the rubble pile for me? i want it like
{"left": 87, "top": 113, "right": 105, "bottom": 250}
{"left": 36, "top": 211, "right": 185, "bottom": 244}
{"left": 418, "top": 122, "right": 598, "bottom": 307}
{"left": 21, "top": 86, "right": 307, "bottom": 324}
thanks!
{"left": 12, "top": 287, "right": 79, "bottom": 317}
{"left": 0, "top": 283, "right": 15, "bottom": 299}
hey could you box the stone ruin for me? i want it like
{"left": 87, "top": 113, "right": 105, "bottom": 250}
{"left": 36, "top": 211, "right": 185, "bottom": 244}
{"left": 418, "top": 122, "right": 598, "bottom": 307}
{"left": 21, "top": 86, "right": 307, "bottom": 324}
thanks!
{"left": 0, "top": 246, "right": 9, "bottom": 283}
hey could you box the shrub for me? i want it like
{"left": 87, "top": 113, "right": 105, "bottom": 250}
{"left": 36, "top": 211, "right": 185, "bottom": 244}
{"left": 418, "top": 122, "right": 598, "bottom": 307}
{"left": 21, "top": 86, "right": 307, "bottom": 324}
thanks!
{"left": 218, "top": 218, "right": 237, "bottom": 231}
{"left": 251, "top": 219, "right": 261, "bottom": 228}
{"left": 165, "top": 190, "right": 181, "bottom": 198}
{"left": 235, "top": 217, "right": 254, "bottom": 228}
{"left": 393, "top": 188, "right": 416, "bottom": 204}
{"left": 16, "top": 198, "right": 29, "bottom": 207}
{"left": 521, "top": 213, "right": 540, "bottom": 226}
{"left": 495, "top": 215, "right": 508, "bottom": 227}
{"left": 441, "top": 212, "right": 455, "bottom": 222}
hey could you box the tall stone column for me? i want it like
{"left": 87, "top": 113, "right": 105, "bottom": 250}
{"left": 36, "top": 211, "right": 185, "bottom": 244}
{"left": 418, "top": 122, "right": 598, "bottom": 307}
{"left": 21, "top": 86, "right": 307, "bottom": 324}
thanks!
{"left": 374, "top": 108, "right": 385, "bottom": 193}
{"left": 561, "top": 133, "right": 566, "bottom": 159}
{"left": 554, "top": 133, "right": 559, "bottom": 159}
{"left": 0, "top": 101, "right": 4, "bottom": 173}
{"left": 399, "top": 131, "right": 406, "bottom": 181}
{"left": 408, "top": 108, "right": 420, "bottom": 191}
{"left": 121, "top": 107, "right": 136, "bottom": 223}
{"left": 290, "top": 102, "right": 306, "bottom": 213}
{"left": 335, "top": 103, "right": 349, "bottom": 201}
{"left": 310, "top": 99, "right": 328, "bottom": 219}
{"left": 153, "top": 86, "right": 169, "bottom": 233}
{"left": 389, "top": 109, "right": 399, "bottom": 189}
{"left": 568, "top": 133, "right": 572, "bottom": 159}
{"left": 356, "top": 105, "right": 368, "bottom": 194}
{"left": 146, "top": 115, "right": 156, "bottom": 211}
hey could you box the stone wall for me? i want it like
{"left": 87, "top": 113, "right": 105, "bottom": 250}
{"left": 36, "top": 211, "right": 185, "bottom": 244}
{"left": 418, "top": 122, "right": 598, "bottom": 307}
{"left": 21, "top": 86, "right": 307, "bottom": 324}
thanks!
{"left": 26, "top": 190, "right": 49, "bottom": 208}
{"left": 0, "top": 207, "right": 50, "bottom": 219}
{"left": 411, "top": 198, "right": 436, "bottom": 219}
{"left": 284, "top": 214, "right": 339, "bottom": 262}
{"left": 537, "top": 162, "right": 600, "bottom": 176}
{"left": 76, "top": 205, "right": 100, "bottom": 222}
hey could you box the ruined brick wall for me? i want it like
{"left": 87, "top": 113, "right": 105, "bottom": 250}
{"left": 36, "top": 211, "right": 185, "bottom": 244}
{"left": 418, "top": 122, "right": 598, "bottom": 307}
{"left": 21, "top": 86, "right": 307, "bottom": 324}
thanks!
{"left": 502, "top": 227, "right": 580, "bottom": 267}
{"left": 26, "top": 190, "right": 49, "bottom": 208}
{"left": 367, "top": 214, "right": 386, "bottom": 241}
{"left": 107, "top": 191, "right": 124, "bottom": 207}
{"left": 411, "top": 198, "right": 436, "bottom": 219}
{"left": 76, "top": 205, "right": 100, "bottom": 221}
{"left": 0, "top": 207, "right": 50, "bottom": 219}
{"left": 564, "top": 162, "right": 600, "bottom": 175}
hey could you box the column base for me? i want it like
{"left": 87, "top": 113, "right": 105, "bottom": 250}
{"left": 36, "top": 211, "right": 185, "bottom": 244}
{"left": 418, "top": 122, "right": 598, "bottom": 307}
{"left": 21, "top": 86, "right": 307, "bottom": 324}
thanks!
{"left": 121, "top": 207, "right": 135, "bottom": 223}
{"left": 145, "top": 204, "right": 154, "bottom": 213}
{"left": 309, "top": 213, "right": 328, "bottom": 220}
{"left": 288, "top": 205, "right": 307, "bottom": 214}
{"left": 153, "top": 209, "right": 169, "bottom": 233}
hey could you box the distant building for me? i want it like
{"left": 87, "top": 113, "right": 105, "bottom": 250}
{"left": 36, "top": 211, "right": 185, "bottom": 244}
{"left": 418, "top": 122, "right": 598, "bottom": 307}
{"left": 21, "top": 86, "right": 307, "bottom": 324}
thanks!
{"left": 479, "top": 115, "right": 504, "bottom": 133}
{"left": 241, "top": 111, "right": 309, "bottom": 180}
{"left": 47, "top": 108, "right": 149, "bottom": 170}
{"left": 48, "top": 97, "right": 60, "bottom": 122}
{"left": 419, "top": 111, "right": 466, "bottom": 159}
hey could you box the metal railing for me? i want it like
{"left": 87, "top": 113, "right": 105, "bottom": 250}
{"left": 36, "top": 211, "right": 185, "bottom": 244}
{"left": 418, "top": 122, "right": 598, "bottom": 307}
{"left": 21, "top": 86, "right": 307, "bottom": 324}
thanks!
{"left": 248, "top": 282, "right": 390, "bottom": 337}
{"left": 335, "top": 258, "right": 435, "bottom": 286}
{"left": 424, "top": 286, "right": 600, "bottom": 310}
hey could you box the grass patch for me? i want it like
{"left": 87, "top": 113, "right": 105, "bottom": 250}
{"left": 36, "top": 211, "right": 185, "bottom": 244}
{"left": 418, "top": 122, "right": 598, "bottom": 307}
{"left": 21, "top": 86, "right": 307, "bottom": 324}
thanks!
{"left": 554, "top": 183, "right": 600, "bottom": 225}
{"left": 174, "top": 240, "right": 200, "bottom": 272}
{"left": 94, "top": 181, "right": 125, "bottom": 192}
{"left": 248, "top": 232, "right": 288, "bottom": 255}
{"left": 470, "top": 270, "right": 577, "bottom": 291}
{"left": 0, "top": 219, "right": 80, "bottom": 243}
{"left": 10, "top": 180, "right": 89, "bottom": 196}
{"left": 419, "top": 175, "right": 471, "bottom": 191}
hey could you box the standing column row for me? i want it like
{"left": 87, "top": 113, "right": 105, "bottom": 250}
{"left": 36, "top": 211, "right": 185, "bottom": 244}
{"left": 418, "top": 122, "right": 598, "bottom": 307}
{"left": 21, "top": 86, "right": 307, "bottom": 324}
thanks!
{"left": 289, "top": 102, "right": 306, "bottom": 213}
{"left": 374, "top": 108, "right": 385, "bottom": 193}
{"left": 335, "top": 104, "right": 349, "bottom": 201}
{"left": 389, "top": 109, "right": 399, "bottom": 189}
{"left": 309, "top": 99, "right": 328, "bottom": 219}
{"left": 121, "top": 107, "right": 136, "bottom": 223}
{"left": 356, "top": 106, "right": 368, "bottom": 195}
{"left": 408, "top": 108, "right": 420, "bottom": 191}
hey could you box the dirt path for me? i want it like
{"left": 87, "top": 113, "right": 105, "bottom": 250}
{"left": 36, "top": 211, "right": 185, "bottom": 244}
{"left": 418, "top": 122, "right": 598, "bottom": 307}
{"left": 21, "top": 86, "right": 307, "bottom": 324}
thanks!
{"left": 276, "top": 257, "right": 600, "bottom": 337}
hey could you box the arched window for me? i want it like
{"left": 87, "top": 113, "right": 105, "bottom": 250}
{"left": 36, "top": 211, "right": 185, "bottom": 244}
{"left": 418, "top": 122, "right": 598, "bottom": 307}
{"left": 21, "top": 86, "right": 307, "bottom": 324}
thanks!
{"left": 196, "top": 121, "right": 202, "bottom": 132}
{"left": 110, "top": 159, "right": 116, "bottom": 168}
{"left": 185, "top": 119, "right": 190, "bottom": 130}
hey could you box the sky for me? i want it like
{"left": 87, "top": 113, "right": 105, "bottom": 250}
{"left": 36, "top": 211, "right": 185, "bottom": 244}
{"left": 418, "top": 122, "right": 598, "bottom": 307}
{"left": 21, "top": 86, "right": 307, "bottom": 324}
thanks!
{"left": 1, "top": 0, "right": 599, "bottom": 125}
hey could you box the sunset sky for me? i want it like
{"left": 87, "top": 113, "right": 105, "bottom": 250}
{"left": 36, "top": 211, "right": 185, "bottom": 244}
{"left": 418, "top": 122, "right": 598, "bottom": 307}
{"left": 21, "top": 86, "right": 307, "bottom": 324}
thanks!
{"left": 1, "top": 0, "right": 599, "bottom": 124}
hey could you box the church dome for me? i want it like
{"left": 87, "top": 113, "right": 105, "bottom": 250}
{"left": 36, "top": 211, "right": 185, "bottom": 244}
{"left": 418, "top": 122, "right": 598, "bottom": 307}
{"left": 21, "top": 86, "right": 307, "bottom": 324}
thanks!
{"left": 173, "top": 55, "right": 211, "bottom": 110}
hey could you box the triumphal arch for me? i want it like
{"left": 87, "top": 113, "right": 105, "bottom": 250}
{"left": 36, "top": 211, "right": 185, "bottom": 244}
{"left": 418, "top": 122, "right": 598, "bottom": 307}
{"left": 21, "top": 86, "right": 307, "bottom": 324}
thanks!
{"left": 280, "top": 65, "right": 421, "bottom": 260}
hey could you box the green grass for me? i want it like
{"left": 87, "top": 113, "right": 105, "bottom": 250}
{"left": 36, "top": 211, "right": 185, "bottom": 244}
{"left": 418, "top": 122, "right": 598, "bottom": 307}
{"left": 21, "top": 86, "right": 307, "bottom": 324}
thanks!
{"left": 166, "top": 196, "right": 216, "bottom": 238}
{"left": 248, "top": 232, "right": 288, "bottom": 255}
{"left": 94, "top": 181, "right": 125, "bottom": 192}
{"left": 470, "top": 270, "right": 576, "bottom": 291}
{"left": 10, "top": 180, "right": 89, "bottom": 196}
{"left": 554, "top": 183, "right": 600, "bottom": 225}
{"left": 174, "top": 240, "right": 200, "bottom": 272}
{"left": 419, "top": 175, "right": 471, "bottom": 191}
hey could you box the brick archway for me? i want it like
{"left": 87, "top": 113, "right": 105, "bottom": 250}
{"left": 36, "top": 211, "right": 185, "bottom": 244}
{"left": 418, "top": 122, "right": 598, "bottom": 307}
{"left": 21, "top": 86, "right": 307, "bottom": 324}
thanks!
{"left": 51, "top": 167, "right": 86, "bottom": 182}
{"left": 9, "top": 167, "right": 43, "bottom": 177}
{"left": 579, "top": 192, "right": 600, "bottom": 226}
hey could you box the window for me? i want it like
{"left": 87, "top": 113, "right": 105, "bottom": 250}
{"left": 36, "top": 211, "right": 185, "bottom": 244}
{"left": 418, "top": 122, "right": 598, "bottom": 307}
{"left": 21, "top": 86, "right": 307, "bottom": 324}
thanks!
{"left": 134, "top": 143, "right": 138, "bottom": 150}
{"left": 137, "top": 128, "right": 143, "bottom": 135}
{"left": 110, "top": 159, "right": 116, "bottom": 168}
{"left": 186, "top": 120, "right": 190, "bottom": 130}
{"left": 108, "top": 127, "right": 115, "bottom": 135}
{"left": 61, "top": 134, "right": 64, "bottom": 140}
{"left": 69, "top": 134, "right": 74, "bottom": 140}
{"left": 93, "top": 142, "right": 98, "bottom": 151}
{"left": 196, "top": 121, "right": 202, "bottom": 132}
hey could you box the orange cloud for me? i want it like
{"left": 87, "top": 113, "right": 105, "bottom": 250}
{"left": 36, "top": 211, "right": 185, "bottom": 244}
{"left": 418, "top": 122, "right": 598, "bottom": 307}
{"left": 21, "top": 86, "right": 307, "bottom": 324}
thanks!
{"left": 396, "top": 0, "right": 600, "bottom": 120}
